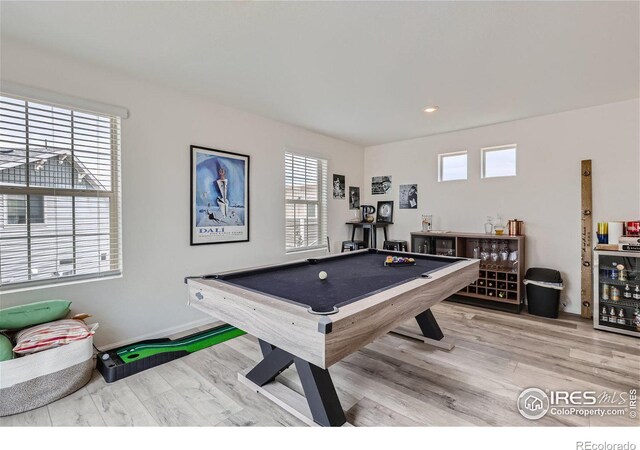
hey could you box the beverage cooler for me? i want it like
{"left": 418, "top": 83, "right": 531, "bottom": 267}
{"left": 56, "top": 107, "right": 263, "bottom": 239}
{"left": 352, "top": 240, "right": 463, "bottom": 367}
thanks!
{"left": 593, "top": 250, "right": 640, "bottom": 337}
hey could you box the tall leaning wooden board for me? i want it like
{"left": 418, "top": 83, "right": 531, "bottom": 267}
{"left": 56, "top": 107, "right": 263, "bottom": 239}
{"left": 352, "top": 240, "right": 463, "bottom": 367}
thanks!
{"left": 581, "top": 160, "right": 593, "bottom": 319}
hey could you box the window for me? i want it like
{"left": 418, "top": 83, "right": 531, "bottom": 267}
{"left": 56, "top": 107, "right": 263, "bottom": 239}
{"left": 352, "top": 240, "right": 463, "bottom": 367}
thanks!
{"left": 284, "top": 151, "right": 327, "bottom": 253}
{"left": 438, "top": 151, "right": 467, "bottom": 182}
{"left": 482, "top": 145, "right": 516, "bottom": 178}
{"left": 0, "top": 94, "right": 121, "bottom": 290}
{"left": 6, "top": 194, "right": 44, "bottom": 225}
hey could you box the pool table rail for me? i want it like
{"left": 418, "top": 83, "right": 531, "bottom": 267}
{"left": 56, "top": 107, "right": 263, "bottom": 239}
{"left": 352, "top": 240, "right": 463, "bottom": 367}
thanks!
{"left": 323, "top": 257, "right": 478, "bottom": 366}
{"left": 187, "top": 277, "right": 326, "bottom": 367}
{"left": 187, "top": 255, "right": 479, "bottom": 369}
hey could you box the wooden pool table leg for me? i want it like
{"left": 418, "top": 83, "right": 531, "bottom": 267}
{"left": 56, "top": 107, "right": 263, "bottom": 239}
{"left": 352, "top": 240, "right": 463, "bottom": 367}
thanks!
{"left": 243, "top": 339, "right": 347, "bottom": 427}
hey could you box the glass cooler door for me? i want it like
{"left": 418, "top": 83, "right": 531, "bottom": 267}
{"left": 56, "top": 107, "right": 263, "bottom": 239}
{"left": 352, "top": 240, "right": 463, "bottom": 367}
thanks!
{"left": 594, "top": 250, "right": 640, "bottom": 337}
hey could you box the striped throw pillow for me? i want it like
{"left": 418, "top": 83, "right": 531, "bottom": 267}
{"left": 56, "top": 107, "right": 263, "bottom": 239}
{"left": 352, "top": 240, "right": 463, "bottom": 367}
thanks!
{"left": 13, "top": 319, "right": 94, "bottom": 355}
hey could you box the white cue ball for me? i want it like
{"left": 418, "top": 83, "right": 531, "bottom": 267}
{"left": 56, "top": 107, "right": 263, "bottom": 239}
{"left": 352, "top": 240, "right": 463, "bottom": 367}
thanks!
{"left": 319, "top": 271, "right": 328, "bottom": 280}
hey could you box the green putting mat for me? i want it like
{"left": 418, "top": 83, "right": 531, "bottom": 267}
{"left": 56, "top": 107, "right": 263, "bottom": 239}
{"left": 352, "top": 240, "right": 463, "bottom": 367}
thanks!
{"left": 116, "top": 324, "right": 245, "bottom": 363}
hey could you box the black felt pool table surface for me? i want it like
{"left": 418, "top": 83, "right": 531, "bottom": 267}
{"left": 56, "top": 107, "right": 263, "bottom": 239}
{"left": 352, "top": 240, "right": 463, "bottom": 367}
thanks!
{"left": 212, "top": 250, "right": 464, "bottom": 313}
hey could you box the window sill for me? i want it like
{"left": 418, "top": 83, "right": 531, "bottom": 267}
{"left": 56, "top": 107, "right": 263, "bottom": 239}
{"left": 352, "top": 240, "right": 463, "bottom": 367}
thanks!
{"left": 285, "top": 246, "right": 328, "bottom": 256}
{"left": 0, "top": 272, "right": 122, "bottom": 295}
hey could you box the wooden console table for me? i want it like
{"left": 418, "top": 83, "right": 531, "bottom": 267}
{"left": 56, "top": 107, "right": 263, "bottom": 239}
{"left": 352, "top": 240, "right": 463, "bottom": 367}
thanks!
{"left": 346, "top": 222, "right": 391, "bottom": 249}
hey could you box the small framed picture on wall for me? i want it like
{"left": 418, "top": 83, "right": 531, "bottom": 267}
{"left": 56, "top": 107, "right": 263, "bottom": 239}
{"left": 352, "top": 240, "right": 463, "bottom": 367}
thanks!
{"left": 376, "top": 201, "right": 394, "bottom": 223}
{"left": 399, "top": 184, "right": 418, "bottom": 209}
{"left": 333, "top": 174, "right": 346, "bottom": 199}
{"left": 349, "top": 186, "right": 360, "bottom": 209}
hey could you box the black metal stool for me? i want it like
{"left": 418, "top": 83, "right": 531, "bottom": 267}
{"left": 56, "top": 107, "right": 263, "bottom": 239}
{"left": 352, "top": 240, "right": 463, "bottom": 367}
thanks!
{"left": 341, "top": 240, "right": 366, "bottom": 252}
{"left": 383, "top": 240, "right": 408, "bottom": 252}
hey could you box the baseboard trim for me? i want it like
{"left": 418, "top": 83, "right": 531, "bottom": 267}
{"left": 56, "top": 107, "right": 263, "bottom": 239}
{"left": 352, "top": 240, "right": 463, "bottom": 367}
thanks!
{"left": 97, "top": 317, "right": 219, "bottom": 351}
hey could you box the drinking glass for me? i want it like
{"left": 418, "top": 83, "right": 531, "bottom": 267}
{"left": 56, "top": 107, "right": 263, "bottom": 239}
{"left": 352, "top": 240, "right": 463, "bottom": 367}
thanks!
{"left": 499, "top": 242, "right": 509, "bottom": 269}
{"left": 480, "top": 244, "right": 490, "bottom": 268}
{"left": 508, "top": 250, "right": 519, "bottom": 272}
{"left": 472, "top": 241, "right": 480, "bottom": 259}
{"left": 490, "top": 241, "right": 499, "bottom": 268}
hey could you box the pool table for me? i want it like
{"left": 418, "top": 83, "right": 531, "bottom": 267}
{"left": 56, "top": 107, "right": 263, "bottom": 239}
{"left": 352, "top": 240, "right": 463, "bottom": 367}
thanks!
{"left": 186, "top": 249, "right": 478, "bottom": 426}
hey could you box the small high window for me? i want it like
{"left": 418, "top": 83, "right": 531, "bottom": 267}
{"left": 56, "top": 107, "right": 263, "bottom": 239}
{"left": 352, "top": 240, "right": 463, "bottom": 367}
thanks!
{"left": 482, "top": 145, "right": 516, "bottom": 178}
{"left": 438, "top": 151, "right": 467, "bottom": 182}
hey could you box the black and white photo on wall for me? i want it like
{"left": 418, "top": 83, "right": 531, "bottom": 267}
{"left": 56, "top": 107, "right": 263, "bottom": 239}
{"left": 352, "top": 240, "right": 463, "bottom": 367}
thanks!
{"left": 348, "top": 186, "right": 360, "bottom": 210}
{"left": 376, "top": 201, "right": 394, "bottom": 223}
{"left": 333, "top": 174, "right": 345, "bottom": 199}
{"left": 399, "top": 184, "right": 418, "bottom": 209}
{"left": 371, "top": 175, "right": 392, "bottom": 195}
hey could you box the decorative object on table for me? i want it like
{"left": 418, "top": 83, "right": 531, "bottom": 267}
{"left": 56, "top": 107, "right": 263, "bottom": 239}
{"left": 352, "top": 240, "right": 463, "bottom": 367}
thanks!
{"left": 597, "top": 222, "right": 608, "bottom": 244}
{"left": 625, "top": 221, "right": 640, "bottom": 236}
{"left": 376, "top": 201, "right": 394, "bottom": 224}
{"left": 361, "top": 204, "right": 376, "bottom": 223}
{"left": 607, "top": 221, "right": 624, "bottom": 245}
{"left": 493, "top": 214, "right": 506, "bottom": 235}
{"left": 348, "top": 186, "right": 360, "bottom": 209}
{"left": 421, "top": 215, "right": 433, "bottom": 232}
{"left": 399, "top": 184, "right": 418, "bottom": 209}
{"left": 371, "top": 175, "right": 392, "bottom": 195}
{"left": 507, "top": 219, "right": 524, "bottom": 236}
{"left": 332, "top": 174, "right": 345, "bottom": 199}
{"left": 191, "top": 145, "right": 249, "bottom": 245}
{"left": 484, "top": 216, "right": 493, "bottom": 234}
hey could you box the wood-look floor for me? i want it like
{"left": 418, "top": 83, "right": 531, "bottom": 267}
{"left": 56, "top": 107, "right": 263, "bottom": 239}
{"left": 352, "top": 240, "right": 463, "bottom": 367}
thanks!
{"left": 2, "top": 302, "right": 638, "bottom": 427}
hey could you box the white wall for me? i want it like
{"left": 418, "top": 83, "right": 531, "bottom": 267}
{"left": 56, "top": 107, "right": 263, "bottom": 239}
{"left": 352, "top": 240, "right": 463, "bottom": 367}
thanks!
{"left": 0, "top": 39, "right": 364, "bottom": 347}
{"left": 364, "top": 99, "right": 640, "bottom": 313}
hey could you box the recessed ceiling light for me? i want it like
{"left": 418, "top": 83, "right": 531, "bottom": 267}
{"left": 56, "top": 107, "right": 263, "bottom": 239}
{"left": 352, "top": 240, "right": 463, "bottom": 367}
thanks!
{"left": 423, "top": 106, "right": 439, "bottom": 113}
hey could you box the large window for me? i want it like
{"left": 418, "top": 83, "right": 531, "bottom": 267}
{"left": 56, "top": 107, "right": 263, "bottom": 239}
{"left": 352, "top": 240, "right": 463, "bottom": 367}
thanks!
{"left": 284, "top": 151, "right": 327, "bottom": 253}
{"left": 482, "top": 145, "right": 517, "bottom": 178}
{"left": 0, "top": 94, "right": 121, "bottom": 290}
{"left": 438, "top": 151, "right": 468, "bottom": 182}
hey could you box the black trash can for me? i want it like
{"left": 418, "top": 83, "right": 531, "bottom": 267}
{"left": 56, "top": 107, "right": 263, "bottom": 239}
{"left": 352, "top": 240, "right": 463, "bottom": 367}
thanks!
{"left": 524, "top": 268, "right": 564, "bottom": 318}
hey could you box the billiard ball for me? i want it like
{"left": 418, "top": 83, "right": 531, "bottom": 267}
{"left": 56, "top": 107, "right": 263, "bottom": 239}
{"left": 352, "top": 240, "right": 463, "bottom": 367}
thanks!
{"left": 319, "top": 271, "right": 328, "bottom": 280}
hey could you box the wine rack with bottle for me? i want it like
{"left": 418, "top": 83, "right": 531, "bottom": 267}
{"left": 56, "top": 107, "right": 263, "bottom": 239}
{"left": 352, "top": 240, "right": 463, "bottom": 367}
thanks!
{"left": 593, "top": 250, "right": 640, "bottom": 338}
{"left": 410, "top": 232, "right": 525, "bottom": 313}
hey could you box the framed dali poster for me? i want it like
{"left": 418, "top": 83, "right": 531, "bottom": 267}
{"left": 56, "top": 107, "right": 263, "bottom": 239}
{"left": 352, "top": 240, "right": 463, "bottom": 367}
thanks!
{"left": 190, "top": 145, "right": 250, "bottom": 245}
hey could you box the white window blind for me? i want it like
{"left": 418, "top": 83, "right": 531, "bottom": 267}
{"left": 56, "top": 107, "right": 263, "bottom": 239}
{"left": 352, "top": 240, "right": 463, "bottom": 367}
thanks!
{"left": 285, "top": 152, "right": 327, "bottom": 253}
{"left": 0, "top": 94, "right": 122, "bottom": 291}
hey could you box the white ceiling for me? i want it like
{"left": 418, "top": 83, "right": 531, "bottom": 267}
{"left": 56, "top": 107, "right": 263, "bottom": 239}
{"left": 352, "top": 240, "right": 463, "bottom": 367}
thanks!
{"left": 1, "top": 1, "right": 638, "bottom": 146}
